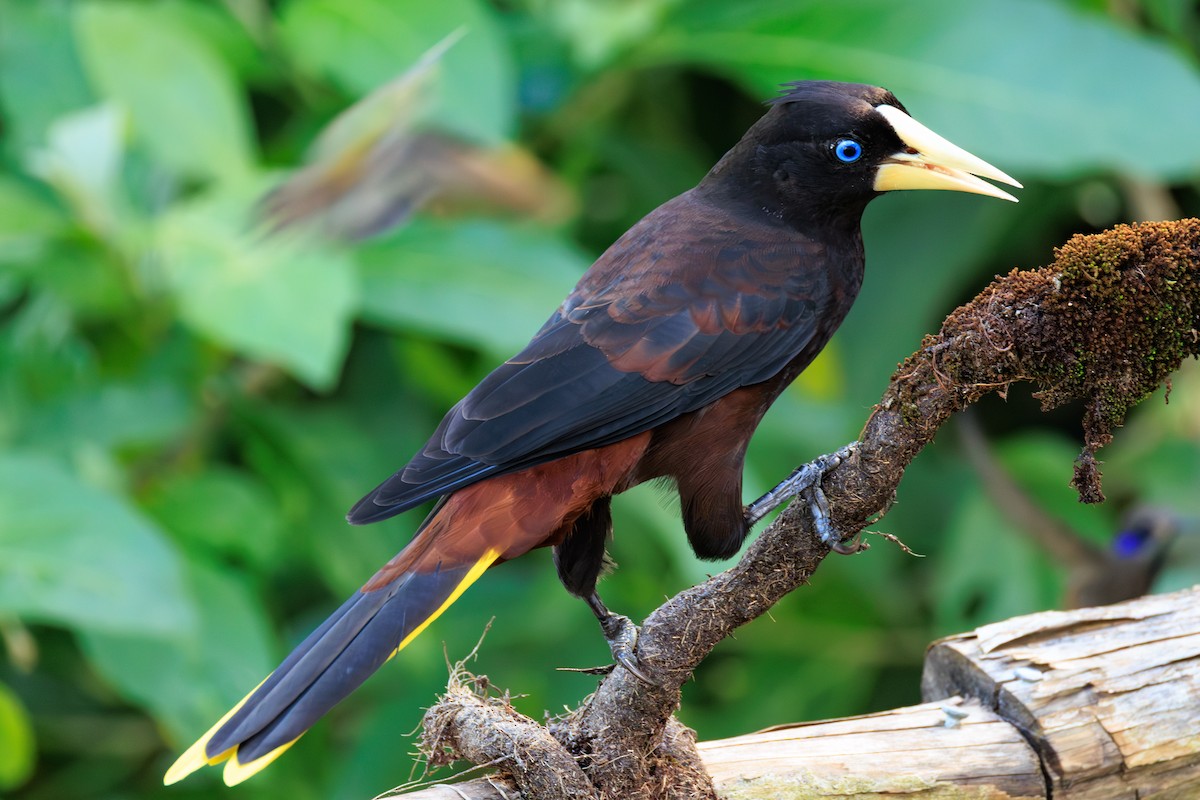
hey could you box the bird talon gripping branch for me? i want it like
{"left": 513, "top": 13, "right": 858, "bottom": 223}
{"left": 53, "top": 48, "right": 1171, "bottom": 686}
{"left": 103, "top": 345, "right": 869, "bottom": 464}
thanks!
{"left": 745, "top": 441, "right": 859, "bottom": 529}
{"left": 588, "top": 592, "right": 656, "bottom": 685}
{"left": 799, "top": 476, "right": 863, "bottom": 555}
{"left": 167, "top": 82, "right": 1017, "bottom": 785}
{"left": 602, "top": 615, "right": 655, "bottom": 686}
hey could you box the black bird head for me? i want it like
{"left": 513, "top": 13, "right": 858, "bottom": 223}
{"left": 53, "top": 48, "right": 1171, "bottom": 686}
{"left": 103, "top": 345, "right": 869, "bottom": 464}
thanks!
{"left": 703, "top": 80, "right": 1020, "bottom": 231}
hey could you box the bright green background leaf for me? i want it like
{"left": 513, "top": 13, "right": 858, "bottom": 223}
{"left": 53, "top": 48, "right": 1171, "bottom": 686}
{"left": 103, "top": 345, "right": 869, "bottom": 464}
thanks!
{"left": 0, "top": 454, "right": 193, "bottom": 636}
{"left": 158, "top": 185, "right": 358, "bottom": 389}
{"left": 74, "top": 0, "right": 254, "bottom": 180}
{"left": 279, "top": 0, "right": 516, "bottom": 143}
{"left": 0, "top": 682, "right": 35, "bottom": 790}
{"left": 357, "top": 219, "right": 589, "bottom": 356}
{"left": 0, "top": 0, "right": 94, "bottom": 152}
{"left": 0, "top": 177, "right": 64, "bottom": 263}
{"left": 81, "top": 559, "right": 276, "bottom": 742}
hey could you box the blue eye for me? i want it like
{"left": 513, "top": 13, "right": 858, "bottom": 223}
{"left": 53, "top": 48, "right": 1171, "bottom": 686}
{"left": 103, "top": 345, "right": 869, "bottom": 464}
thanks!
{"left": 834, "top": 139, "right": 862, "bottom": 163}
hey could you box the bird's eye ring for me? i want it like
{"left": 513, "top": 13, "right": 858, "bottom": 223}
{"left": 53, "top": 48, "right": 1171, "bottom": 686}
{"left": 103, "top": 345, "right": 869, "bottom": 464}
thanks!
{"left": 834, "top": 139, "right": 863, "bottom": 163}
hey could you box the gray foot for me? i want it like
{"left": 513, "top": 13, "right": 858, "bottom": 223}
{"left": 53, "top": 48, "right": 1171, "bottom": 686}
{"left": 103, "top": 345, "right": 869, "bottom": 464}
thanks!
{"left": 586, "top": 593, "right": 655, "bottom": 685}
{"left": 745, "top": 442, "right": 865, "bottom": 554}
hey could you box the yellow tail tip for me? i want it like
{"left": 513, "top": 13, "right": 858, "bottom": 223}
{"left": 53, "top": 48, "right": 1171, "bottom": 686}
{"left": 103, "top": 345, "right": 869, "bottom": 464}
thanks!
{"left": 163, "top": 550, "right": 501, "bottom": 785}
{"left": 162, "top": 676, "right": 270, "bottom": 785}
{"left": 163, "top": 739, "right": 234, "bottom": 785}
{"left": 163, "top": 737, "right": 297, "bottom": 787}
{"left": 221, "top": 739, "right": 299, "bottom": 786}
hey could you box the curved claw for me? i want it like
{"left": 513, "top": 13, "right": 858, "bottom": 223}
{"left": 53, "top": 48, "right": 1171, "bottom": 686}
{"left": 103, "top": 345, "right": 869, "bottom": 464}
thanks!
{"left": 612, "top": 647, "right": 655, "bottom": 686}
{"left": 594, "top": 604, "right": 657, "bottom": 685}
{"left": 828, "top": 532, "right": 867, "bottom": 555}
{"left": 804, "top": 466, "right": 867, "bottom": 556}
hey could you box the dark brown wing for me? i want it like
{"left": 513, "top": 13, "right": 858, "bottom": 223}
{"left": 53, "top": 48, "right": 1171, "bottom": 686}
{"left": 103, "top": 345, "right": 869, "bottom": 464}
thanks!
{"left": 348, "top": 189, "right": 855, "bottom": 523}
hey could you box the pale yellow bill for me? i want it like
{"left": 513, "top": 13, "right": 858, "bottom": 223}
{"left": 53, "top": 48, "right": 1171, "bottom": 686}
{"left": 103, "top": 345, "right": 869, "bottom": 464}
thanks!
{"left": 872, "top": 104, "right": 1021, "bottom": 202}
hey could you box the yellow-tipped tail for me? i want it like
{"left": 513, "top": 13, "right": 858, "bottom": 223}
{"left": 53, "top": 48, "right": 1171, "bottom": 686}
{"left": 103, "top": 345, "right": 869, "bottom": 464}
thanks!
{"left": 163, "top": 678, "right": 267, "bottom": 785}
{"left": 221, "top": 738, "right": 300, "bottom": 786}
{"left": 163, "top": 549, "right": 501, "bottom": 785}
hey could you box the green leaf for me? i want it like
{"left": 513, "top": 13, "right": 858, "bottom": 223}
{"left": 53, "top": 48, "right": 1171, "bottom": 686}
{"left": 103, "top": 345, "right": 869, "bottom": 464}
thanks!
{"left": 0, "top": 453, "right": 193, "bottom": 635}
{"left": 153, "top": 0, "right": 267, "bottom": 84}
{"left": 80, "top": 559, "right": 275, "bottom": 742}
{"left": 73, "top": 0, "right": 254, "bottom": 180}
{"left": 19, "top": 379, "right": 193, "bottom": 454}
{"left": 26, "top": 103, "right": 125, "bottom": 236}
{"left": 0, "top": 682, "right": 35, "bottom": 790}
{"left": 356, "top": 219, "right": 589, "bottom": 356}
{"left": 0, "top": 300, "right": 96, "bottom": 444}
{"left": 1141, "top": 0, "right": 1196, "bottom": 39}
{"left": 541, "top": 0, "right": 681, "bottom": 68}
{"left": 1107, "top": 379, "right": 1200, "bottom": 519}
{"left": 935, "top": 484, "right": 1062, "bottom": 634}
{"left": 158, "top": 184, "right": 357, "bottom": 389}
{"left": 653, "top": 0, "right": 1200, "bottom": 179}
{"left": 0, "top": 176, "right": 64, "bottom": 265}
{"left": 0, "top": 0, "right": 94, "bottom": 152}
{"left": 995, "top": 433, "right": 1114, "bottom": 542}
{"left": 933, "top": 432, "right": 1110, "bottom": 632}
{"left": 15, "top": 241, "right": 134, "bottom": 323}
{"left": 143, "top": 467, "right": 284, "bottom": 568}
{"left": 239, "top": 404, "right": 405, "bottom": 594}
{"left": 279, "top": 0, "right": 515, "bottom": 143}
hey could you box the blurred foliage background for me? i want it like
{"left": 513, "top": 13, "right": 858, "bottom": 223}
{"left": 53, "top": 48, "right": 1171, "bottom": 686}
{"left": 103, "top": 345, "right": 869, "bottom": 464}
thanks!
{"left": 2, "top": 0, "right": 1200, "bottom": 797}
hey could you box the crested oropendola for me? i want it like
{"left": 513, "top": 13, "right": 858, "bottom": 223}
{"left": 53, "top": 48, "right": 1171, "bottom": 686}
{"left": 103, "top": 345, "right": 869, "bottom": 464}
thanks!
{"left": 166, "top": 80, "right": 1019, "bottom": 785}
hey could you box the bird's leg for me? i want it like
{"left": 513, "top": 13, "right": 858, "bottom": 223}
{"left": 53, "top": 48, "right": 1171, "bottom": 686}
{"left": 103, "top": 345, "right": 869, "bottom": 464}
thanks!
{"left": 745, "top": 442, "right": 864, "bottom": 554}
{"left": 585, "top": 592, "right": 654, "bottom": 685}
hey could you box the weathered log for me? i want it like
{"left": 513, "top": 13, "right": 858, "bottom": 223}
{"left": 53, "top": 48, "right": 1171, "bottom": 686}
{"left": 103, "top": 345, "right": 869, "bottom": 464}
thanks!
{"left": 697, "top": 698, "right": 1044, "bottom": 799}
{"left": 923, "top": 585, "right": 1200, "bottom": 799}
{"left": 393, "top": 585, "right": 1200, "bottom": 799}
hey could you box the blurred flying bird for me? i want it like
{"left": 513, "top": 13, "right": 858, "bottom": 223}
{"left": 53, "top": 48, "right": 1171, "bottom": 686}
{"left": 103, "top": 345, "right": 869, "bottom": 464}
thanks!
{"left": 260, "top": 28, "right": 571, "bottom": 240}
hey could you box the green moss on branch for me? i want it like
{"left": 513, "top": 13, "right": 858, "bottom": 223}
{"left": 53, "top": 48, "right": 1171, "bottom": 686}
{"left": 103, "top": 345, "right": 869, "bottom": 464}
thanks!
{"left": 887, "top": 219, "right": 1200, "bottom": 504}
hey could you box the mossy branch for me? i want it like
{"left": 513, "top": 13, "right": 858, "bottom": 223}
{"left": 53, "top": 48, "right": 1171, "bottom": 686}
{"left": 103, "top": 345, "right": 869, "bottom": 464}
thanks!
{"left": 402, "top": 219, "right": 1200, "bottom": 800}
{"left": 845, "top": 217, "right": 1200, "bottom": 511}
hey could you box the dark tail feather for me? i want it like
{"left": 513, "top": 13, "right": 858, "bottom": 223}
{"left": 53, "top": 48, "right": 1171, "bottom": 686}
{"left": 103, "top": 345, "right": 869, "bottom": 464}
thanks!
{"left": 164, "top": 550, "right": 499, "bottom": 786}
